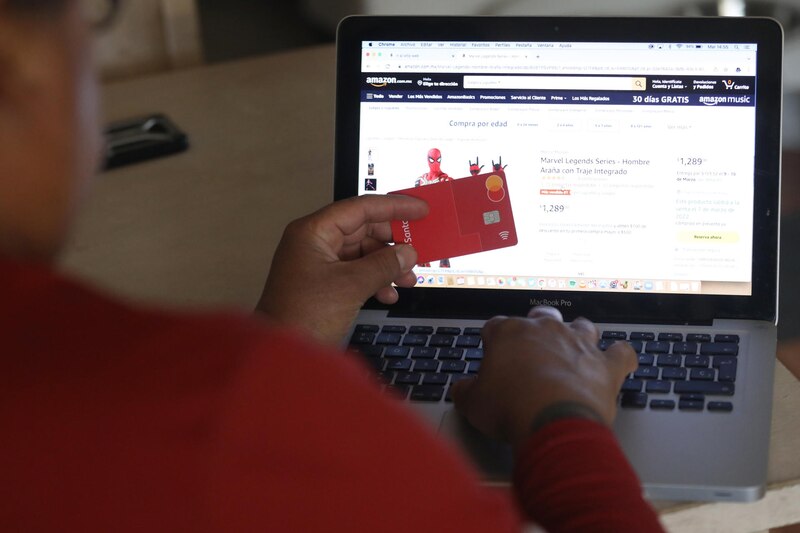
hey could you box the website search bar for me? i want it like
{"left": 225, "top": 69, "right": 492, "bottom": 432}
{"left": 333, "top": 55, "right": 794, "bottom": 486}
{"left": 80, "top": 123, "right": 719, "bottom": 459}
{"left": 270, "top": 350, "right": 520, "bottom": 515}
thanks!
{"left": 463, "top": 75, "right": 647, "bottom": 91}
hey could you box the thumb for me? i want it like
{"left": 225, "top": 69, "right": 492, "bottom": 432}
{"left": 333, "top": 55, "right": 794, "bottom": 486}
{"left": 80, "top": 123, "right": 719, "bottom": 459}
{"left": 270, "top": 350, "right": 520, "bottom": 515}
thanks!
{"left": 346, "top": 244, "right": 417, "bottom": 299}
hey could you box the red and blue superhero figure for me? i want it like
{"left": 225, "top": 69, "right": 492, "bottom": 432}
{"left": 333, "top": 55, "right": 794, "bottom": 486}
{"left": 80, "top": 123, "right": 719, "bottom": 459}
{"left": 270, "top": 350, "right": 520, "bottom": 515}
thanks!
{"left": 415, "top": 148, "right": 453, "bottom": 187}
{"left": 468, "top": 156, "right": 484, "bottom": 176}
{"left": 415, "top": 148, "right": 451, "bottom": 268}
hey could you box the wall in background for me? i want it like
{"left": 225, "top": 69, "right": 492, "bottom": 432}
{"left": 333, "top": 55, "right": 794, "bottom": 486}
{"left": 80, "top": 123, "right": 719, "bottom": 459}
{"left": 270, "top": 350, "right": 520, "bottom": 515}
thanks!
{"left": 198, "top": 0, "right": 332, "bottom": 63}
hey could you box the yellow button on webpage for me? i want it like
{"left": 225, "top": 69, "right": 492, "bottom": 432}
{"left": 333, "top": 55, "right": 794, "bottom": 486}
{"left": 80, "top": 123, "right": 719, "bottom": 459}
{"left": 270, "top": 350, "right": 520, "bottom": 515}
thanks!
{"left": 677, "top": 231, "right": 740, "bottom": 243}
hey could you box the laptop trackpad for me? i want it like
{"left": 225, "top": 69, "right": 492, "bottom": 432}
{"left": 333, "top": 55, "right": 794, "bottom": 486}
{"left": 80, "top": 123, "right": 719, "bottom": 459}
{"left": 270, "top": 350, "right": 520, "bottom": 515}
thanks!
{"left": 440, "top": 410, "right": 514, "bottom": 482}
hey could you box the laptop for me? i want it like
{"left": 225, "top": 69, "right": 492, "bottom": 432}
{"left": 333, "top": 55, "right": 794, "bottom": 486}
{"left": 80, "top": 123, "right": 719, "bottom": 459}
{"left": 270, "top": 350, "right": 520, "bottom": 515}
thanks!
{"left": 334, "top": 16, "right": 782, "bottom": 502}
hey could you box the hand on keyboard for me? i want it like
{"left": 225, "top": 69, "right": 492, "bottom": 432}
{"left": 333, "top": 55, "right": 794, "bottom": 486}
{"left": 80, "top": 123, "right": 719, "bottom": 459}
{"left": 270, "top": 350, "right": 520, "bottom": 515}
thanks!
{"left": 256, "top": 195, "right": 428, "bottom": 345}
{"left": 450, "top": 306, "right": 637, "bottom": 448}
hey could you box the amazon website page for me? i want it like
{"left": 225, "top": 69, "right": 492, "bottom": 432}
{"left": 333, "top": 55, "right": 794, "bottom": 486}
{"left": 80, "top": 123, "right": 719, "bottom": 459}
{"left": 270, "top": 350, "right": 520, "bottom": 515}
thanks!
{"left": 357, "top": 41, "right": 757, "bottom": 295}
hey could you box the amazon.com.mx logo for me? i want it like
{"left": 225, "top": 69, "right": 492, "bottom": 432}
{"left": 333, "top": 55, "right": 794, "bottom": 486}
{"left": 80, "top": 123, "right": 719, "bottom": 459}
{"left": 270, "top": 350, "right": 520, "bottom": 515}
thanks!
{"left": 366, "top": 76, "right": 397, "bottom": 87}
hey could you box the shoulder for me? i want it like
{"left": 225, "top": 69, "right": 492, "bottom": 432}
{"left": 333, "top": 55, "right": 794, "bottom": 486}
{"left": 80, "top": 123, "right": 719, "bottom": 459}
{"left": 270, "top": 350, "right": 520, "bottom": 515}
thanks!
{"left": 0, "top": 256, "right": 331, "bottom": 386}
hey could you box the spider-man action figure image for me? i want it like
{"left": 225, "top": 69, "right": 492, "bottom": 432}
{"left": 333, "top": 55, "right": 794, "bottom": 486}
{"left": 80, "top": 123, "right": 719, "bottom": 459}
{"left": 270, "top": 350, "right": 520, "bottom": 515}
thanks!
{"left": 415, "top": 148, "right": 452, "bottom": 268}
{"left": 415, "top": 148, "right": 453, "bottom": 187}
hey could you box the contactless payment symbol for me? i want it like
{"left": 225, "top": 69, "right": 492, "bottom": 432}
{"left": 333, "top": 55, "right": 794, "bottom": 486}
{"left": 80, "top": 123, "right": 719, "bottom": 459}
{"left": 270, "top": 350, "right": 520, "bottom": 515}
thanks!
{"left": 485, "top": 174, "right": 506, "bottom": 203}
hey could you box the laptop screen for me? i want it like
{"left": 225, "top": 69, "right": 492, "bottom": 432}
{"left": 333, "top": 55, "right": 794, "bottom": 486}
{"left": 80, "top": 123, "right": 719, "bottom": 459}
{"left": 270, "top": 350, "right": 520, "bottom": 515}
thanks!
{"left": 335, "top": 17, "right": 781, "bottom": 322}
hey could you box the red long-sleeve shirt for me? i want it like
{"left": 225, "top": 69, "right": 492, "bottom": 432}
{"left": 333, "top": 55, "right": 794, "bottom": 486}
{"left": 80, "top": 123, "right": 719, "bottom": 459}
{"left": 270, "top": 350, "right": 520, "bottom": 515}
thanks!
{"left": 0, "top": 258, "right": 663, "bottom": 532}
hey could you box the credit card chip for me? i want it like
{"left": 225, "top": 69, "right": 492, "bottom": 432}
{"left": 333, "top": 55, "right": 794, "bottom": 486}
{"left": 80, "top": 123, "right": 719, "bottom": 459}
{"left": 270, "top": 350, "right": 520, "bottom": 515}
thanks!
{"left": 483, "top": 210, "right": 501, "bottom": 225}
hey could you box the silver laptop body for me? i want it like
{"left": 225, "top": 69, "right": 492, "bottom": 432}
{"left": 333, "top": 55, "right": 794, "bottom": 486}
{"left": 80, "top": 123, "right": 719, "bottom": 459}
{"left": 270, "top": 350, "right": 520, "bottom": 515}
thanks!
{"left": 334, "top": 16, "right": 783, "bottom": 502}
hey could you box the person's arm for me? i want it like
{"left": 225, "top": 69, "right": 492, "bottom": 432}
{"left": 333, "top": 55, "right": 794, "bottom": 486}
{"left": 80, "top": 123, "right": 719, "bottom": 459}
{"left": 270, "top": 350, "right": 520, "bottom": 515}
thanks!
{"left": 211, "top": 328, "right": 524, "bottom": 532}
{"left": 452, "top": 307, "right": 665, "bottom": 532}
{"left": 257, "top": 196, "right": 662, "bottom": 531}
{"left": 513, "top": 417, "right": 663, "bottom": 532}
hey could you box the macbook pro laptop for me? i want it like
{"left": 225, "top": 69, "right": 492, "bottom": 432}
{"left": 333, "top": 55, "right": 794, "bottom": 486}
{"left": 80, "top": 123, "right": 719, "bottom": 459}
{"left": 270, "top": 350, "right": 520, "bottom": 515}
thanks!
{"left": 334, "top": 16, "right": 782, "bottom": 502}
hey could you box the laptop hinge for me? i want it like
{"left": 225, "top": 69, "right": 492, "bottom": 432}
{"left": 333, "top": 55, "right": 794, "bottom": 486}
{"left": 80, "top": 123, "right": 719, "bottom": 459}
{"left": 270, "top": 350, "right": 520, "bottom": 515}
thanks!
{"left": 385, "top": 307, "right": 716, "bottom": 326}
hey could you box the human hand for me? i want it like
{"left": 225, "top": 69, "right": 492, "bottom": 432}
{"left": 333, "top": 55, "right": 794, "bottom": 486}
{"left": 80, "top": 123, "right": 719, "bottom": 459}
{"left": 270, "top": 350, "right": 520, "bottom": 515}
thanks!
{"left": 451, "top": 307, "right": 637, "bottom": 448}
{"left": 256, "top": 194, "right": 429, "bottom": 345}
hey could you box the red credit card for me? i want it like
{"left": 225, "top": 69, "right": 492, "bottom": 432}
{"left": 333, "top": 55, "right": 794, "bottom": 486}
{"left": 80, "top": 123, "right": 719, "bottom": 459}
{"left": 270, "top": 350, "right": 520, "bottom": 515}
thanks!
{"left": 389, "top": 170, "right": 518, "bottom": 264}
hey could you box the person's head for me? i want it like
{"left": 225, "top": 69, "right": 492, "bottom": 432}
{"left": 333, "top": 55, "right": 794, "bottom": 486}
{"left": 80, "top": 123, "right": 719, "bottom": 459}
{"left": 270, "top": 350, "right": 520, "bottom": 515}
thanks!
{"left": 0, "top": 0, "right": 102, "bottom": 259}
{"left": 427, "top": 148, "right": 442, "bottom": 174}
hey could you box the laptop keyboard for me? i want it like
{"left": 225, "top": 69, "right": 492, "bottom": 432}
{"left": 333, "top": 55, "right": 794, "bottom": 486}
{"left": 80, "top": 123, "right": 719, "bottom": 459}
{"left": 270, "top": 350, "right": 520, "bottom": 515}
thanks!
{"left": 349, "top": 324, "right": 739, "bottom": 413}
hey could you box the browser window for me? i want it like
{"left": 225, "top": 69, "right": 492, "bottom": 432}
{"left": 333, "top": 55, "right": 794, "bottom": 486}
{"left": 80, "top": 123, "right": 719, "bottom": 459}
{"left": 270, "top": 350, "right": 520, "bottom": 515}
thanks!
{"left": 357, "top": 40, "right": 758, "bottom": 296}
